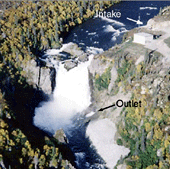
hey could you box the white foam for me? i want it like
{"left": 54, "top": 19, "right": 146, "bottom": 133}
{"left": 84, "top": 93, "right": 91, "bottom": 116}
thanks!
{"left": 100, "top": 16, "right": 125, "bottom": 26}
{"left": 86, "top": 119, "right": 130, "bottom": 169}
{"left": 33, "top": 55, "right": 93, "bottom": 133}
{"left": 104, "top": 25, "right": 116, "bottom": 32}
{"left": 45, "top": 49, "right": 61, "bottom": 56}
{"left": 88, "top": 32, "right": 97, "bottom": 35}
{"left": 45, "top": 43, "right": 74, "bottom": 56}
{"left": 94, "top": 41, "right": 99, "bottom": 44}
{"left": 111, "top": 36, "right": 116, "bottom": 41}
{"left": 86, "top": 47, "right": 104, "bottom": 55}
{"left": 140, "top": 7, "right": 157, "bottom": 10}
{"left": 119, "top": 27, "right": 127, "bottom": 33}
{"left": 85, "top": 111, "right": 95, "bottom": 118}
{"left": 114, "top": 30, "right": 120, "bottom": 37}
{"left": 75, "top": 152, "right": 86, "bottom": 160}
{"left": 79, "top": 42, "right": 85, "bottom": 45}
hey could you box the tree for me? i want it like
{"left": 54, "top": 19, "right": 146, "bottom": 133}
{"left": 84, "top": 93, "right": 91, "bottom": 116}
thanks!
{"left": 55, "top": 21, "right": 59, "bottom": 42}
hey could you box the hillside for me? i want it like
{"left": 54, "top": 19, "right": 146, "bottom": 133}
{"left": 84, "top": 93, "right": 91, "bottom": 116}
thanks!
{"left": 87, "top": 6, "right": 170, "bottom": 169}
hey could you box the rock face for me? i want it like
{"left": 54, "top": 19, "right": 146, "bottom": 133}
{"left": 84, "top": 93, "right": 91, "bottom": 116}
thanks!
{"left": 64, "top": 60, "right": 78, "bottom": 71}
{"left": 54, "top": 129, "right": 69, "bottom": 144}
{"left": 147, "top": 6, "right": 170, "bottom": 29}
{"left": 22, "top": 43, "right": 87, "bottom": 94}
{"left": 147, "top": 19, "right": 170, "bottom": 29}
{"left": 21, "top": 59, "right": 55, "bottom": 95}
{"left": 62, "top": 43, "right": 88, "bottom": 70}
{"left": 62, "top": 42, "right": 84, "bottom": 57}
{"left": 88, "top": 55, "right": 111, "bottom": 76}
{"left": 86, "top": 119, "right": 130, "bottom": 169}
{"left": 78, "top": 53, "right": 89, "bottom": 62}
{"left": 87, "top": 49, "right": 131, "bottom": 169}
{"left": 87, "top": 14, "right": 170, "bottom": 168}
{"left": 108, "top": 66, "right": 117, "bottom": 94}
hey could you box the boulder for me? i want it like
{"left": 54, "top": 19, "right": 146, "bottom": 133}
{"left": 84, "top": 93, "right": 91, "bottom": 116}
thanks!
{"left": 64, "top": 60, "right": 78, "bottom": 71}
{"left": 21, "top": 59, "right": 54, "bottom": 95}
{"left": 54, "top": 129, "right": 68, "bottom": 144}
{"left": 62, "top": 42, "right": 84, "bottom": 57}
{"left": 78, "top": 53, "right": 89, "bottom": 62}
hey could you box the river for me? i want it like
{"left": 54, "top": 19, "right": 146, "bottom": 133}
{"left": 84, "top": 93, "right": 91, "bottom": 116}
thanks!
{"left": 34, "top": 1, "right": 170, "bottom": 169}
{"left": 64, "top": 1, "right": 170, "bottom": 51}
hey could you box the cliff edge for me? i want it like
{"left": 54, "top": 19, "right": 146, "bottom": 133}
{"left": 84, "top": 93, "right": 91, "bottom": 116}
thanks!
{"left": 87, "top": 8, "right": 170, "bottom": 169}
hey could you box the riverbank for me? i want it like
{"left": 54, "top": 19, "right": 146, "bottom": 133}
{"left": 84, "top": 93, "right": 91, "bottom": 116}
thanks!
{"left": 86, "top": 6, "right": 170, "bottom": 168}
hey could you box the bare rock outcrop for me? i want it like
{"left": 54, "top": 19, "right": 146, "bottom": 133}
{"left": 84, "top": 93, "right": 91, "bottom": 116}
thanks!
{"left": 54, "top": 129, "right": 69, "bottom": 144}
{"left": 21, "top": 59, "right": 55, "bottom": 95}
{"left": 64, "top": 60, "right": 78, "bottom": 71}
{"left": 21, "top": 43, "right": 87, "bottom": 94}
{"left": 88, "top": 55, "right": 111, "bottom": 76}
{"left": 147, "top": 18, "right": 170, "bottom": 29}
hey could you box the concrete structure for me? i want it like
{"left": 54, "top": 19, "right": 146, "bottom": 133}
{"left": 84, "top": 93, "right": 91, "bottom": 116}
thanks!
{"left": 133, "top": 32, "right": 153, "bottom": 45}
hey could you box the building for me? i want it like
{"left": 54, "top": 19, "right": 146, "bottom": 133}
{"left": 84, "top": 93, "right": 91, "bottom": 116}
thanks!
{"left": 133, "top": 32, "right": 153, "bottom": 45}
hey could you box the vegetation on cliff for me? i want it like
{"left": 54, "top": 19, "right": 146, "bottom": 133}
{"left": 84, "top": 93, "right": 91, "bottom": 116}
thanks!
{"left": 91, "top": 30, "right": 170, "bottom": 168}
{"left": 95, "top": 66, "right": 112, "bottom": 91}
{"left": 115, "top": 9, "right": 170, "bottom": 168}
{"left": 117, "top": 50, "right": 170, "bottom": 168}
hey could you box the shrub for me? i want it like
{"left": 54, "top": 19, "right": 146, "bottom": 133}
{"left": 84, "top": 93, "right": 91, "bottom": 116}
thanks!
{"left": 117, "top": 138, "right": 123, "bottom": 145}
{"left": 95, "top": 67, "right": 111, "bottom": 91}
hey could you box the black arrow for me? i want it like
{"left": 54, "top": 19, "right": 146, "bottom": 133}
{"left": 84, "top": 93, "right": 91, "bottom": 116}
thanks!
{"left": 98, "top": 103, "right": 115, "bottom": 111}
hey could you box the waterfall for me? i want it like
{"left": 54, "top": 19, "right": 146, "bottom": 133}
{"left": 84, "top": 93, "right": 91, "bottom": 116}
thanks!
{"left": 33, "top": 55, "right": 93, "bottom": 134}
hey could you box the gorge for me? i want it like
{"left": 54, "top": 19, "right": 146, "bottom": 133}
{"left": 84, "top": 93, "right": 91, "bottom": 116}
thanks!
{"left": 33, "top": 2, "right": 170, "bottom": 169}
{"left": 1, "top": 1, "right": 170, "bottom": 169}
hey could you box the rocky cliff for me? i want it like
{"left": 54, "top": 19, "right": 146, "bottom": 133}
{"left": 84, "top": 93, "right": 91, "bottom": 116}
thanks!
{"left": 87, "top": 14, "right": 170, "bottom": 168}
{"left": 21, "top": 43, "right": 88, "bottom": 95}
{"left": 21, "top": 59, "right": 54, "bottom": 95}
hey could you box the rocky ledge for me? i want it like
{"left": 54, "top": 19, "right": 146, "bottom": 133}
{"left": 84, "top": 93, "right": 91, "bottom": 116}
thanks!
{"left": 86, "top": 11, "right": 170, "bottom": 168}
{"left": 22, "top": 42, "right": 88, "bottom": 95}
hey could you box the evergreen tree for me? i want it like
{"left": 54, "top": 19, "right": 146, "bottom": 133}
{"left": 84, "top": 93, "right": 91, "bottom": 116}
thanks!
{"left": 20, "top": 29, "right": 24, "bottom": 47}
{"left": 79, "top": 6, "right": 83, "bottom": 18}
{"left": 141, "top": 128, "right": 146, "bottom": 152}
{"left": 14, "top": 14, "right": 18, "bottom": 26}
{"left": 59, "top": 20, "right": 63, "bottom": 32}
{"left": 100, "top": 1, "right": 103, "bottom": 9}
{"left": 55, "top": 21, "right": 59, "bottom": 42}
{"left": 88, "top": 1, "right": 91, "bottom": 10}
{"left": 40, "top": 27, "right": 44, "bottom": 37}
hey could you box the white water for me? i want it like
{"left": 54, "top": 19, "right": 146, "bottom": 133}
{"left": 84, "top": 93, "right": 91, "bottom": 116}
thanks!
{"left": 86, "top": 47, "right": 104, "bottom": 55}
{"left": 88, "top": 32, "right": 97, "bottom": 35}
{"left": 86, "top": 119, "right": 130, "bottom": 169}
{"left": 45, "top": 43, "right": 71, "bottom": 56}
{"left": 104, "top": 25, "right": 116, "bottom": 32}
{"left": 33, "top": 55, "right": 93, "bottom": 134}
{"left": 85, "top": 111, "right": 95, "bottom": 118}
{"left": 99, "top": 16, "right": 125, "bottom": 26}
{"left": 140, "top": 7, "right": 157, "bottom": 10}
